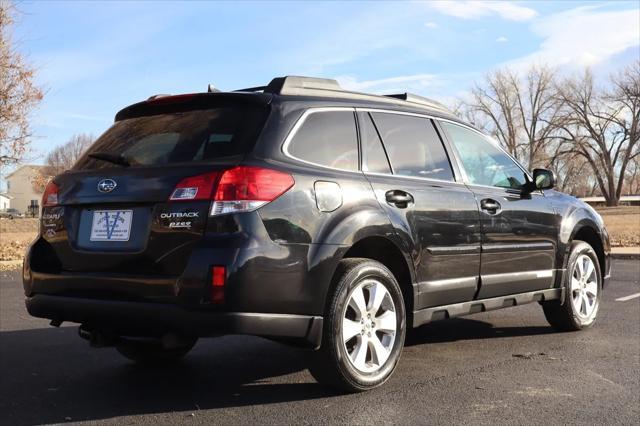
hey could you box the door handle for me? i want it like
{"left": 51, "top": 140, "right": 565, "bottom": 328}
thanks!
{"left": 481, "top": 198, "right": 501, "bottom": 214}
{"left": 385, "top": 190, "right": 414, "bottom": 208}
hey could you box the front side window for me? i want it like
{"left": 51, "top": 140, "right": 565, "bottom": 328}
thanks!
{"left": 441, "top": 122, "right": 528, "bottom": 189}
{"left": 287, "top": 110, "right": 358, "bottom": 171}
{"left": 371, "top": 113, "right": 454, "bottom": 181}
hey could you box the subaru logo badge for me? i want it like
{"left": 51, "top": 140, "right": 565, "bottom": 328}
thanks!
{"left": 97, "top": 179, "right": 117, "bottom": 193}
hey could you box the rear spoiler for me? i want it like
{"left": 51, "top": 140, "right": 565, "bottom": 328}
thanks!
{"left": 115, "top": 92, "right": 272, "bottom": 122}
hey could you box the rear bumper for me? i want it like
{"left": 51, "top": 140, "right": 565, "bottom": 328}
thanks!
{"left": 24, "top": 211, "right": 345, "bottom": 316}
{"left": 25, "top": 294, "right": 323, "bottom": 349}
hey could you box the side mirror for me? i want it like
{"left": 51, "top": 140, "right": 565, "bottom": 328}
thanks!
{"left": 532, "top": 168, "right": 556, "bottom": 190}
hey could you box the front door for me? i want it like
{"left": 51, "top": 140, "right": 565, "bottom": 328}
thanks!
{"left": 439, "top": 121, "right": 558, "bottom": 299}
{"left": 357, "top": 111, "right": 482, "bottom": 310}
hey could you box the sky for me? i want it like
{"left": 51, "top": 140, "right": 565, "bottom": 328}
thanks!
{"left": 9, "top": 0, "right": 640, "bottom": 166}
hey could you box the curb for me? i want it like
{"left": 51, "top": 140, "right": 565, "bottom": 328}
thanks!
{"left": 611, "top": 253, "right": 640, "bottom": 260}
{"left": 611, "top": 247, "right": 640, "bottom": 260}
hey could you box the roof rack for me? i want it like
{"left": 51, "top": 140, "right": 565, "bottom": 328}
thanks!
{"left": 197, "top": 76, "right": 452, "bottom": 114}
{"left": 253, "top": 76, "right": 452, "bottom": 115}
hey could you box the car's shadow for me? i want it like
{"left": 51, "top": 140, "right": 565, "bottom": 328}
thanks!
{"left": 0, "top": 326, "right": 334, "bottom": 425}
{"left": 0, "top": 317, "right": 557, "bottom": 425}
{"left": 406, "top": 317, "right": 556, "bottom": 346}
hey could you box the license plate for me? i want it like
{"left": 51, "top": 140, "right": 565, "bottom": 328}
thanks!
{"left": 90, "top": 210, "right": 133, "bottom": 241}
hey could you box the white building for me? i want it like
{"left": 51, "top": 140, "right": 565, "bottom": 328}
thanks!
{"left": 5, "top": 165, "right": 47, "bottom": 216}
{"left": 0, "top": 193, "right": 11, "bottom": 210}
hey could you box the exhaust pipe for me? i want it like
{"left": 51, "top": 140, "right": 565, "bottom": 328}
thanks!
{"left": 78, "top": 325, "right": 191, "bottom": 349}
{"left": 78, "top": 325, "right": 118, "bottom": 348}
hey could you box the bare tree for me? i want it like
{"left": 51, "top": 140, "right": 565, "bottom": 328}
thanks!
{"left": 545, "top": 150, "right": 590, "bottom": 196}
{"left": 0, "top": 1, "right": 43, "bottom": 167}
{"left": 459, "top": 64, "right": 564, "bottom": 169}
{"left": 612, "top": 61, "right": 640, "bottom": 197}
{"left": 623, "top": 158, "right": 640, "bottom": 195}
{"left": 44, "top": 133, "right": 94, "bottom": 176}
{"left": 31, "top": 133, "right": 94, "bottom": 192}
{"left": 556, "top": 62, "right": 640, "bottom": 206}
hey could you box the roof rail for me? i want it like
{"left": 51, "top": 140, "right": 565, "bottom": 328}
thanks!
{"left": 384, "top": 93, "right": 450, "bottom": 113}
{"left": 259, "top": 76, "right": 453, "bottom": 115}
{"left": 265, "top": 76, "right": 344, "bottom": 96}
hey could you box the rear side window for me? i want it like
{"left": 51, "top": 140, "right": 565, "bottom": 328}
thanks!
{"left": 359, "top": 112, "right": 391, "bottom": 174}
{"left": 74, "top": 106, "right": 266, "bottom": 170}
{"left": 371, "top": 113, "right": 454, "bottom": 181}
{"left": 287, "top": 110, "right": 358, "bottom": 171}
{"left": 441, "top": 122, "right": 528, "bottom": 189}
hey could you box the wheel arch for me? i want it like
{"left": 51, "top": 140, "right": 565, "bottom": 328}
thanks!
{"left": 339, "top": 236, "right": 416, "bottom": 324}
{"left": 569, "top": 222, "right": 606, "bottom": 281}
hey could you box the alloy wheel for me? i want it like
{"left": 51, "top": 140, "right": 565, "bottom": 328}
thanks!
{"left": 571, "top": 254, "right": 598, "bottom": 318}
{"left": 341, "top": 279, "right": 397, "bottom": 373}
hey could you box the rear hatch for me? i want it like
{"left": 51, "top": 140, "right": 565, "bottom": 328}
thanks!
{"left": 38, "top": 94, "right": 270, "bottom": 277}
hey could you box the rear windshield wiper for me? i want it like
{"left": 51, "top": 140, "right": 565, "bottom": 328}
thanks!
{"left": 88, "top": 152, "right": 130, "bottom": 167}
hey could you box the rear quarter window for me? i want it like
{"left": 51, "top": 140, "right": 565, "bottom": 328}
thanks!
{"left": 286, "top": 110, "right": 358, "bottom": 171}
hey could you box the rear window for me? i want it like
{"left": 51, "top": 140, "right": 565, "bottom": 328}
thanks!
{"left": 74, "top": 107, "right": 266, "bottom": 170}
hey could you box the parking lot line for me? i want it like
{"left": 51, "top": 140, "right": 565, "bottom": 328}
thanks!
{"left": 615, "top": 292, "right": 640, "bottom": 302}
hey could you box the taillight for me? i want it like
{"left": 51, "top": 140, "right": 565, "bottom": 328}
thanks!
{"left": 169, "top": 166, "right": 294, "bottom": 216}
{"left": 211, "top": 166, "right": 294, "bottom": 215}
{"left": 42, "top": 181, "right": 59, "bottom": 207}
{"left": 169, "top": 171, "right": 220, "bottom": 201}
{"left": 211, "top": 266, "right": 225, "bottom": 304}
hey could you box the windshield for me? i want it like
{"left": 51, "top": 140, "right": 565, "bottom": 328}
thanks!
{"left": 74, "top": 106, "right": 267, "bottom": 170}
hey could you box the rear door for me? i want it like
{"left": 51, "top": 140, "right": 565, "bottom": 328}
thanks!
{"left": 358, "top": 110, "right": 482, "bottom": 310}
{"left": 41, "top": 98, "right": 268, "bottom": 277}
{"left": 438, "top": 121, "right": 558, "bottom": 299}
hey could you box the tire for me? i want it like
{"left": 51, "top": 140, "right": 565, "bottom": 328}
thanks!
{"left": 542, "top": 240, "right": 602, "bottom": 331}
{"left": 116, "top": 337, "right": 197, "bottom": 364}
{"left": 308, "top": 258, "right": 406, "bottom": 392}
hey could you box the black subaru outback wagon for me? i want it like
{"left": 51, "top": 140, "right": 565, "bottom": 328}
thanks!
{"left": 24, "top": 76, "right": 610, "bottom": 391}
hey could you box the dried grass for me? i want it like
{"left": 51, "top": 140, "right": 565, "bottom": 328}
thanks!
{"left": 597, "top": 206, "right": 640, "bottom": 247}
{"left": 0, "top": 232, "right": 35, "bottom": 261}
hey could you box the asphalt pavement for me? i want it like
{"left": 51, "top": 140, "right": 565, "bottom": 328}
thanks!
{"left": 1, "top": 260, "right": 638, "bottom": 425}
